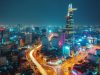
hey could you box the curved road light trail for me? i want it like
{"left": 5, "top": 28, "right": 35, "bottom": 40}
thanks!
{"left": 29, "top": 44, "right": 48, "bottom": 75}
{"left": 28, "top": 42, "right": 100, "bottom": 75}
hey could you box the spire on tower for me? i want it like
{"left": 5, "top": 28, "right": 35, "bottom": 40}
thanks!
{"left": 65, "top": 3, "right": 77, "bottom": 43}
{"left": 68, "top": 3, "right": 77, "bottom": 15}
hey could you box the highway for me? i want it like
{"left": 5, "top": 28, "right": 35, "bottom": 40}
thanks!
{"left": 29, "top": 44, "right": 48, "bottom": 75}
{"left": 26, "top": 43, "right": 100, "bottom": 75}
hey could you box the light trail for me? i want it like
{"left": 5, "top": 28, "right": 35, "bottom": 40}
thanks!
{"left": 48, "top": 33, "right": 54, "bottom": 41}
{"left": 26, "top": 42, "right": 99, "bottom": 75}
{"left": 43, "top": 64, "right": 57, "bottom": 75}
{"left": 29, "top": 44, "right": 48, "bottom": 75}
{"left": 48, "top": 33, "right": 59, "bottom": 41}
{"left": 27, "top": 45, "right": 90, "bottom": 75}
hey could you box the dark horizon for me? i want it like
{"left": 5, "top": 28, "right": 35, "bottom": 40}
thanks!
{"left": 0, "top": 0, "right": 100, "bottom": 25}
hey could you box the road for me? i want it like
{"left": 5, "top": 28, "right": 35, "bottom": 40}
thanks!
{"left": 28, "top": 44, "right": 48, "bottom": 75}
{"left": 26, "top": 44, "right": 100, "bottom": 75}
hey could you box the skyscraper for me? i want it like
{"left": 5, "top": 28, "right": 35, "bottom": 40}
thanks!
{"left": 65, "top": 3, "right": 77, "bottom": 43}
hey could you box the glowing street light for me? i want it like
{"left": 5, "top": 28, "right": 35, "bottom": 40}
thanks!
{"left": 78, "top": 39, "right": 82, "bottom": 42}
{"left": 48, "top": 30, "right": 52, "bottom": 33}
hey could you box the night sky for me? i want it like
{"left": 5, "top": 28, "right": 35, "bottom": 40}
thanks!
{"left": 0, "top": 0, "right": 100, "bottom": 25}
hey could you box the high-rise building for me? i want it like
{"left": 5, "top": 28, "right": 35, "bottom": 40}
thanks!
{"left": 25, "top": 33, "right": 32, "bottom": 45}
{"left": 0, "top": 27, "right": 6, "bottom": 44}
{"left": 65, "top": 3, "right": 77, "bottom": 42}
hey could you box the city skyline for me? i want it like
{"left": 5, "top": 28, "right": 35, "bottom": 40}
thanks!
{"left": 0, "top": 0, "right": 100, "bottom": 25}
